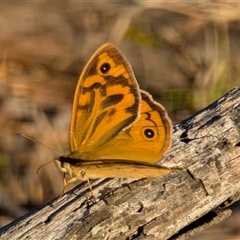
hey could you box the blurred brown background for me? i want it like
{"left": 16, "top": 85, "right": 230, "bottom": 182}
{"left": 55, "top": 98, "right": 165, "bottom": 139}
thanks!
{"left": 0, "top": 2, "right": 240, "bottom": 239}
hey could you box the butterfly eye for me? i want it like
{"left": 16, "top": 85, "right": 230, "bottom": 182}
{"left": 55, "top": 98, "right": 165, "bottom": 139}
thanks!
{"left": 142, "top": 128, "right": 157, "bottom": 140}
{"left": 100, "top": 62, "right": 111, "bottom": 74}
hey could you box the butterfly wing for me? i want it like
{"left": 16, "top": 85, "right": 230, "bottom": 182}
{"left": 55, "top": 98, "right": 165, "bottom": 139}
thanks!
{"left": 80, "top": 90, "right": 172, "bottom": 164}
{"left": 69, "top": 43, "right": 141, "bottom": 158}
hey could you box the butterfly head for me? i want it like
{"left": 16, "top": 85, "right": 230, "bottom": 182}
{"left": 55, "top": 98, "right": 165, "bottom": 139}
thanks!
{"left": 54, "top": 156, "right": 72, "bottom": 175}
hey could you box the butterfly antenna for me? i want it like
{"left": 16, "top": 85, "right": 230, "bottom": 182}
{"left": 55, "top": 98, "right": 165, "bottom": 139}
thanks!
{"left": 17, "top": 133, "right": 62, "bottom": 155}
{"left": 36, "top": 160, "right": 55, "bottom": 174}
{"left": 18, "top": 133, "right": 63, "bottom": 174}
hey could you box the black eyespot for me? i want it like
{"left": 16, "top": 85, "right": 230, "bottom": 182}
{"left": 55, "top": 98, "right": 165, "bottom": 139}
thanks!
{"left": 100, "top": 63, "right": 111, "bottom": 74}
{"left": 143, "top": 128, "right": 155, "bottom": 139}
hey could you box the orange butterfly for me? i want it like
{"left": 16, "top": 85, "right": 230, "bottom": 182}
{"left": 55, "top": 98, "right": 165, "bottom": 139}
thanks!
{"left": 54, "top": 43, "right": 173, "bottom": 196}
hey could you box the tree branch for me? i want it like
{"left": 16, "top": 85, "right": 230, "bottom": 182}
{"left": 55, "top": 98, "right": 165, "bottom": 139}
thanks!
{"left": 1, "top": 87, "right": 240, "bottom": 239}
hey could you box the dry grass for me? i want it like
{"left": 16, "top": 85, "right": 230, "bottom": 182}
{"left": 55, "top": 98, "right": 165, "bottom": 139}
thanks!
{"left": 0, "top": 1, "right": 240, "bottom": 238}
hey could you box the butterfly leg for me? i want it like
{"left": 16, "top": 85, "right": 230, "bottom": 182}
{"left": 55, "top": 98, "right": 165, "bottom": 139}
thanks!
{"left": 86, "top": 178, "right": 96, "bottom": 201}
{"left": 52, "top": 173, "right": 77, "bottom": 205}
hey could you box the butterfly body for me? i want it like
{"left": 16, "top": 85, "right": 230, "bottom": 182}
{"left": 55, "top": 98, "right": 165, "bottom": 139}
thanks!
{"left": 55, "top": 43, "right": 173, "bottom": 192}
{"left": 55, "top": 158, "right": 171, "bottom": 181}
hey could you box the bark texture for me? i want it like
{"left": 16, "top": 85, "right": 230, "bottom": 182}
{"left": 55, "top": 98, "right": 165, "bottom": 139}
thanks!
{"left": 1, "top": 87, "right": 240, "bottom": 240}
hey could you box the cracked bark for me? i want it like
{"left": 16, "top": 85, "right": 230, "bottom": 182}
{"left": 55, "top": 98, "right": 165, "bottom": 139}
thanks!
{"left": 1, "top": 86, "right": 240, "bottom": 240}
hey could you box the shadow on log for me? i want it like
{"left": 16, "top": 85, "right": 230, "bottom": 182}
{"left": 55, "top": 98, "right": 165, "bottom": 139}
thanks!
{"left": 1, "top": 86, "right": 240, "bottom": 239}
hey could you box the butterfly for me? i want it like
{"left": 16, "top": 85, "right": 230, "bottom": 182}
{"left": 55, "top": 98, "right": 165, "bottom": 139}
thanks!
{"left": 54, "top": 43, "right": 173, "bottom": 196}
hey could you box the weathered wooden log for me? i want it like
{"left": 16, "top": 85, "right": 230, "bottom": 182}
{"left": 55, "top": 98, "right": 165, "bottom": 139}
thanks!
{"left": 1, "top": 86, "right": 240, "bottom": 240}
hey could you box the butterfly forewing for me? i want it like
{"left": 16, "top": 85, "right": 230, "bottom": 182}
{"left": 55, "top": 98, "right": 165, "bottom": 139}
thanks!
{"left": 69, "top": 43, "right": 141, "bottom": 157}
